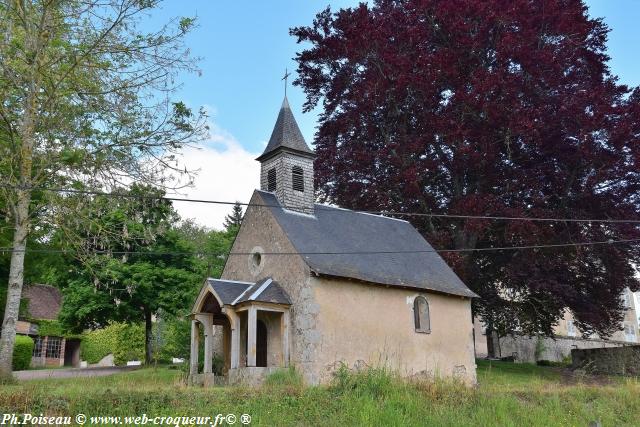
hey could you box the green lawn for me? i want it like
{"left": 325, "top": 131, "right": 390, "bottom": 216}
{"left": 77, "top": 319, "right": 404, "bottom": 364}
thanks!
{"left": 1, "top": 361, "right": 639, "bottom": 426}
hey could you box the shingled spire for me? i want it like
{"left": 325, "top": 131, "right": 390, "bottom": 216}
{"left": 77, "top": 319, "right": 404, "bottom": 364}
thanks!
{"left": 256, "top": 96, "right": 314, "bottom": 162}
{"left": 258, "top": 96, "right": 315, "bottom": 214}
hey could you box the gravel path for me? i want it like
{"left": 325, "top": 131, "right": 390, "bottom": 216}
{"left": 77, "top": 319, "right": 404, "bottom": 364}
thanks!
{"left": 13, "top": 366, "right": 141, "bottom": 380}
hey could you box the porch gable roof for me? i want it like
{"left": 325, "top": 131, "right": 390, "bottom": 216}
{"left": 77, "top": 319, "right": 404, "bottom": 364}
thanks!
{"left": 203, "top": 278, "right": 291, "bottom": 308}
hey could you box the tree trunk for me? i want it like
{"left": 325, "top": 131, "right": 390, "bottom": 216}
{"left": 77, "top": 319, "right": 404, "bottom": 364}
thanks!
{"left": 485, "top": 321, "right": 496, "bottom": 359}
{"left": 144, "top": 309, "right": 153, "bottom": 365}
{"left": 0, "top": 190, "right": 32, "bottom": 377}
{"left": 0, "top": 0, "right": 41, "bottom": 377}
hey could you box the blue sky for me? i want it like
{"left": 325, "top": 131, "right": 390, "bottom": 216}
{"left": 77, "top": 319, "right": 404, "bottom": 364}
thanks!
{"left": 152, "top": 1, "right": 639, "bottom": 228}
{"left": 147, "top": 1, "right": 356, "bottom": 154}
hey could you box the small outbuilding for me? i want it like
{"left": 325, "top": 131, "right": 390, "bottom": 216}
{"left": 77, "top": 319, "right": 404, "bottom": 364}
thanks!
{"left": 16, "top": 284, "right": 81, "bottom": 368}
{"left": 189, "top": 97, "right": 478, "bottom": 386}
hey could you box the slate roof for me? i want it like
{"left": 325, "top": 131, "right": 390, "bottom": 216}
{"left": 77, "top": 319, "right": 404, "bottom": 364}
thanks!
{"left": 207, "top": 278, "right": 292, "bottom": 306}
{"left": 206, "top": 279, "right": 253, "bottom": 305}
{"left": 233, "top": 277, "right": 292, "bottom": 305}
{"left": 257, "top": 190, "right": 478, "bottom": 298}
{"left": 22, "top": 284, "right": 62, "bottom": 320}
{"left": 256, "top": 96, "right": 314, "bottom": 161}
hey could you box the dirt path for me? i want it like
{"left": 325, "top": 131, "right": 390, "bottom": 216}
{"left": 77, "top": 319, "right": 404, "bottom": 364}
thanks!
{"left": 14, "top": 366, "right": 141, "bottom": 381}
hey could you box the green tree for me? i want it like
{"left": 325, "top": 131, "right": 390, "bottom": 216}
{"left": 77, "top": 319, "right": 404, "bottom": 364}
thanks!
{"left": 223, "top": 202, "right": 244, "bottom": 232}
{"left": 174, "top": 217, "right": 239, "bottom": 280}
{"left": 0, "top": 0, "right": 207, "bottom": 376}
{"left": 58, "top": 185, "right": 202, "bottom": 364}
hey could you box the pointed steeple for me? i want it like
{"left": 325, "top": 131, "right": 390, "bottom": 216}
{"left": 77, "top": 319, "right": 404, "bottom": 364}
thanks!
{"left": 257, "top": 96, "right": 315, "bottom": 214}
{"left": 256, "top": 96, "right": 314, "bottom": 162}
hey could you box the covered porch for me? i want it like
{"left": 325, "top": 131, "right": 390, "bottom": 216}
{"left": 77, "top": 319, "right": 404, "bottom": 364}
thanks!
{"left": 189, "top": 277, "right": 291, "bottom": 386}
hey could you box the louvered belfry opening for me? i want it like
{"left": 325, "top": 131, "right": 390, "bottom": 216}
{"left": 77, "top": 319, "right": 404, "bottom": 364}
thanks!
{"left": 267, "top": 168, "right": 277, "bottom": 192}
{"left": 292, "top": 166, "right": 304, "bottom": 192}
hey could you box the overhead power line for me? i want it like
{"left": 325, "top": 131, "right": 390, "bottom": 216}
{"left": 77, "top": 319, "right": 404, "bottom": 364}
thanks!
{"left": 0, "top": 237, "right": 638, "bottom": 257}
{"left": 2, "top": 184, "right": 640, "bottom": 224}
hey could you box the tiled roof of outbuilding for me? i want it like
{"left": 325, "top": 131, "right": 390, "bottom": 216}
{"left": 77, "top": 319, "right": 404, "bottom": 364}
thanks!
{"left": 22, "top": 284, "right": 62, "bottom": 320}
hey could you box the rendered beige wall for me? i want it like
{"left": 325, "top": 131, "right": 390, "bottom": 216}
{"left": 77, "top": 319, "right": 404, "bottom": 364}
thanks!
{"left": 312, "top": 277, "right": 477, "bottom": 385}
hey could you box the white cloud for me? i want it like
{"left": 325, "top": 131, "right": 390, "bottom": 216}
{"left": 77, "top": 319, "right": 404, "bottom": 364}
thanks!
{"left": 171, "top": 122, "right": 260, "bottom": 230}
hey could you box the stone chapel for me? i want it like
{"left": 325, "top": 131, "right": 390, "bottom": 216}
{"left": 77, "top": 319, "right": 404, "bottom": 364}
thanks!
{"left": 189, "top": 96, "right": 478, "bottom": 386}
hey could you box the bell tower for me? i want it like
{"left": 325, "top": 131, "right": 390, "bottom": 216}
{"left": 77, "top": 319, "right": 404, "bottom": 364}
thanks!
{"left": 257, "top": 96, "right": 315, "bottom": 214}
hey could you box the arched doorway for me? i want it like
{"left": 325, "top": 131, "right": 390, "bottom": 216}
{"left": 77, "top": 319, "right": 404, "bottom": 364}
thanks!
{"left": 256, "top": 320, "right": 268, "bottom": 367}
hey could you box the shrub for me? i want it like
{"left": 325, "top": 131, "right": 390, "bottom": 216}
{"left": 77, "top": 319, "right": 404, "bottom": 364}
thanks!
{"left": 81, "top": 327, "right": 116, "bottom": 364}
{"left": 81, "top": 322, "right": 144, "bottom": 365}
{"left": 155, "top": 317, "right": 190, "bottom": 363}
{"left": 115, "top": 323, "right": 145, "bottom": 364}
{"left": 13, "top": 335, "right": 34, "bottom": 371}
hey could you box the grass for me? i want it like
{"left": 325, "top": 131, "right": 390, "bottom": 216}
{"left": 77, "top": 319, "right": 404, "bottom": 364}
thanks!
{"left": 1, "top": 361, "right": 639, "bottom": 426}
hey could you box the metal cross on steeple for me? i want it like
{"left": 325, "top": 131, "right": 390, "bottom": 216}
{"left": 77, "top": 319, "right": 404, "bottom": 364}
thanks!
{"left": 282, "top": 68, "right": 291, "bottom": 97}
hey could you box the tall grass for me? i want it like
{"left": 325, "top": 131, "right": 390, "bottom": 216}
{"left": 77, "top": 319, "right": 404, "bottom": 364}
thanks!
{"left": 264, "top": 366, "right": 303, "bottom": 389}
{"left": 1, "top": 361, "right": 639, "bottom": 426}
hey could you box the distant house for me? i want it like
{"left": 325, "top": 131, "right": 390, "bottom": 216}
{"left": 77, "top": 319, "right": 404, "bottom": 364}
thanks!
{"left": 474, "top": 287, "right": 640, "bottom": 362}
{"left": 16, "top": 284, "right": 81, "bottom": 368}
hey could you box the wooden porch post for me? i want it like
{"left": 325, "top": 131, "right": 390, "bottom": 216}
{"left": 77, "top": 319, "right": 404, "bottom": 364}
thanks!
{"left": 189, "top": 319, "right": 199, "bottom": 375}
{"left": 247, "top": 306, "right": 257, "bottom": 367}
{"left": 226, "top": 309, "right": 240, "bottom": 369}
{"left": 281, "top": 310, "right": 290, "bottom": 367}
{"left": 195, "top": 313, "right": 214, "bottom": 374}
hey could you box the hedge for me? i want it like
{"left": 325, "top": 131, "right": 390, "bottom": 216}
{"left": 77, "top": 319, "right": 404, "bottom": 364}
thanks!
{"left": 81, "top": 322, "right": 145, "bottom": 365}
{"left": 82, "top": 319, "right": 192, "bottom": 366}
{"left": 13, "top": 335, "right": 34, "bottom": 371}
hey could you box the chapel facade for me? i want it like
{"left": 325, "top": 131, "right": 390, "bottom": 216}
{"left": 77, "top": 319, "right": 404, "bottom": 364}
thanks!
{"left": 189, "top": 97, "right": 478, "bottom": 386}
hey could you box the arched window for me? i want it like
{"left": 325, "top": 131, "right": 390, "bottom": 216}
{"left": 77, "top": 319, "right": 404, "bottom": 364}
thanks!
{"left": 414, "top": 296, "right": 430, "bottom": 333}
{"left": 267, "top": 168, "right": 277, "bottom": 192}
{"left": 292, "top": 166, "right": 304, "bottom": 192}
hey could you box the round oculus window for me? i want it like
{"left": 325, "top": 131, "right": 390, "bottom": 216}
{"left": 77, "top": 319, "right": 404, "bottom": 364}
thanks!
{"left": 252, "top": 252, "right": 262, "bottom": 268}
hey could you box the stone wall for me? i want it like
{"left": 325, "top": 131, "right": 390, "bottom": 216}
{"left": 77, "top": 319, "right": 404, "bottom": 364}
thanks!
{"left": 221, "top": 191, "right": 321, "bottom": 384}
{"left": 495, "top": 334, "right": 632, "bottom": 363}
{"left": 572, "top": 346, "right": 640, "bottom": 376}
{"left": 228, "top": 367, "right": 281, "bottom": 386}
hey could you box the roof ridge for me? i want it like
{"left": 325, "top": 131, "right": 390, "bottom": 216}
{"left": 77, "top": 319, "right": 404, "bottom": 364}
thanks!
{"left": 313, "top": 203, "right": 410, "bottom": 223}
{"left": 209, "top": 278, "right": 254, "bottom": 285}
{"left": 255, "top": 189, "right": 409, "bottom": 223}
{"left": 248, "top": 278, "right": 273, "bottom": 301}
